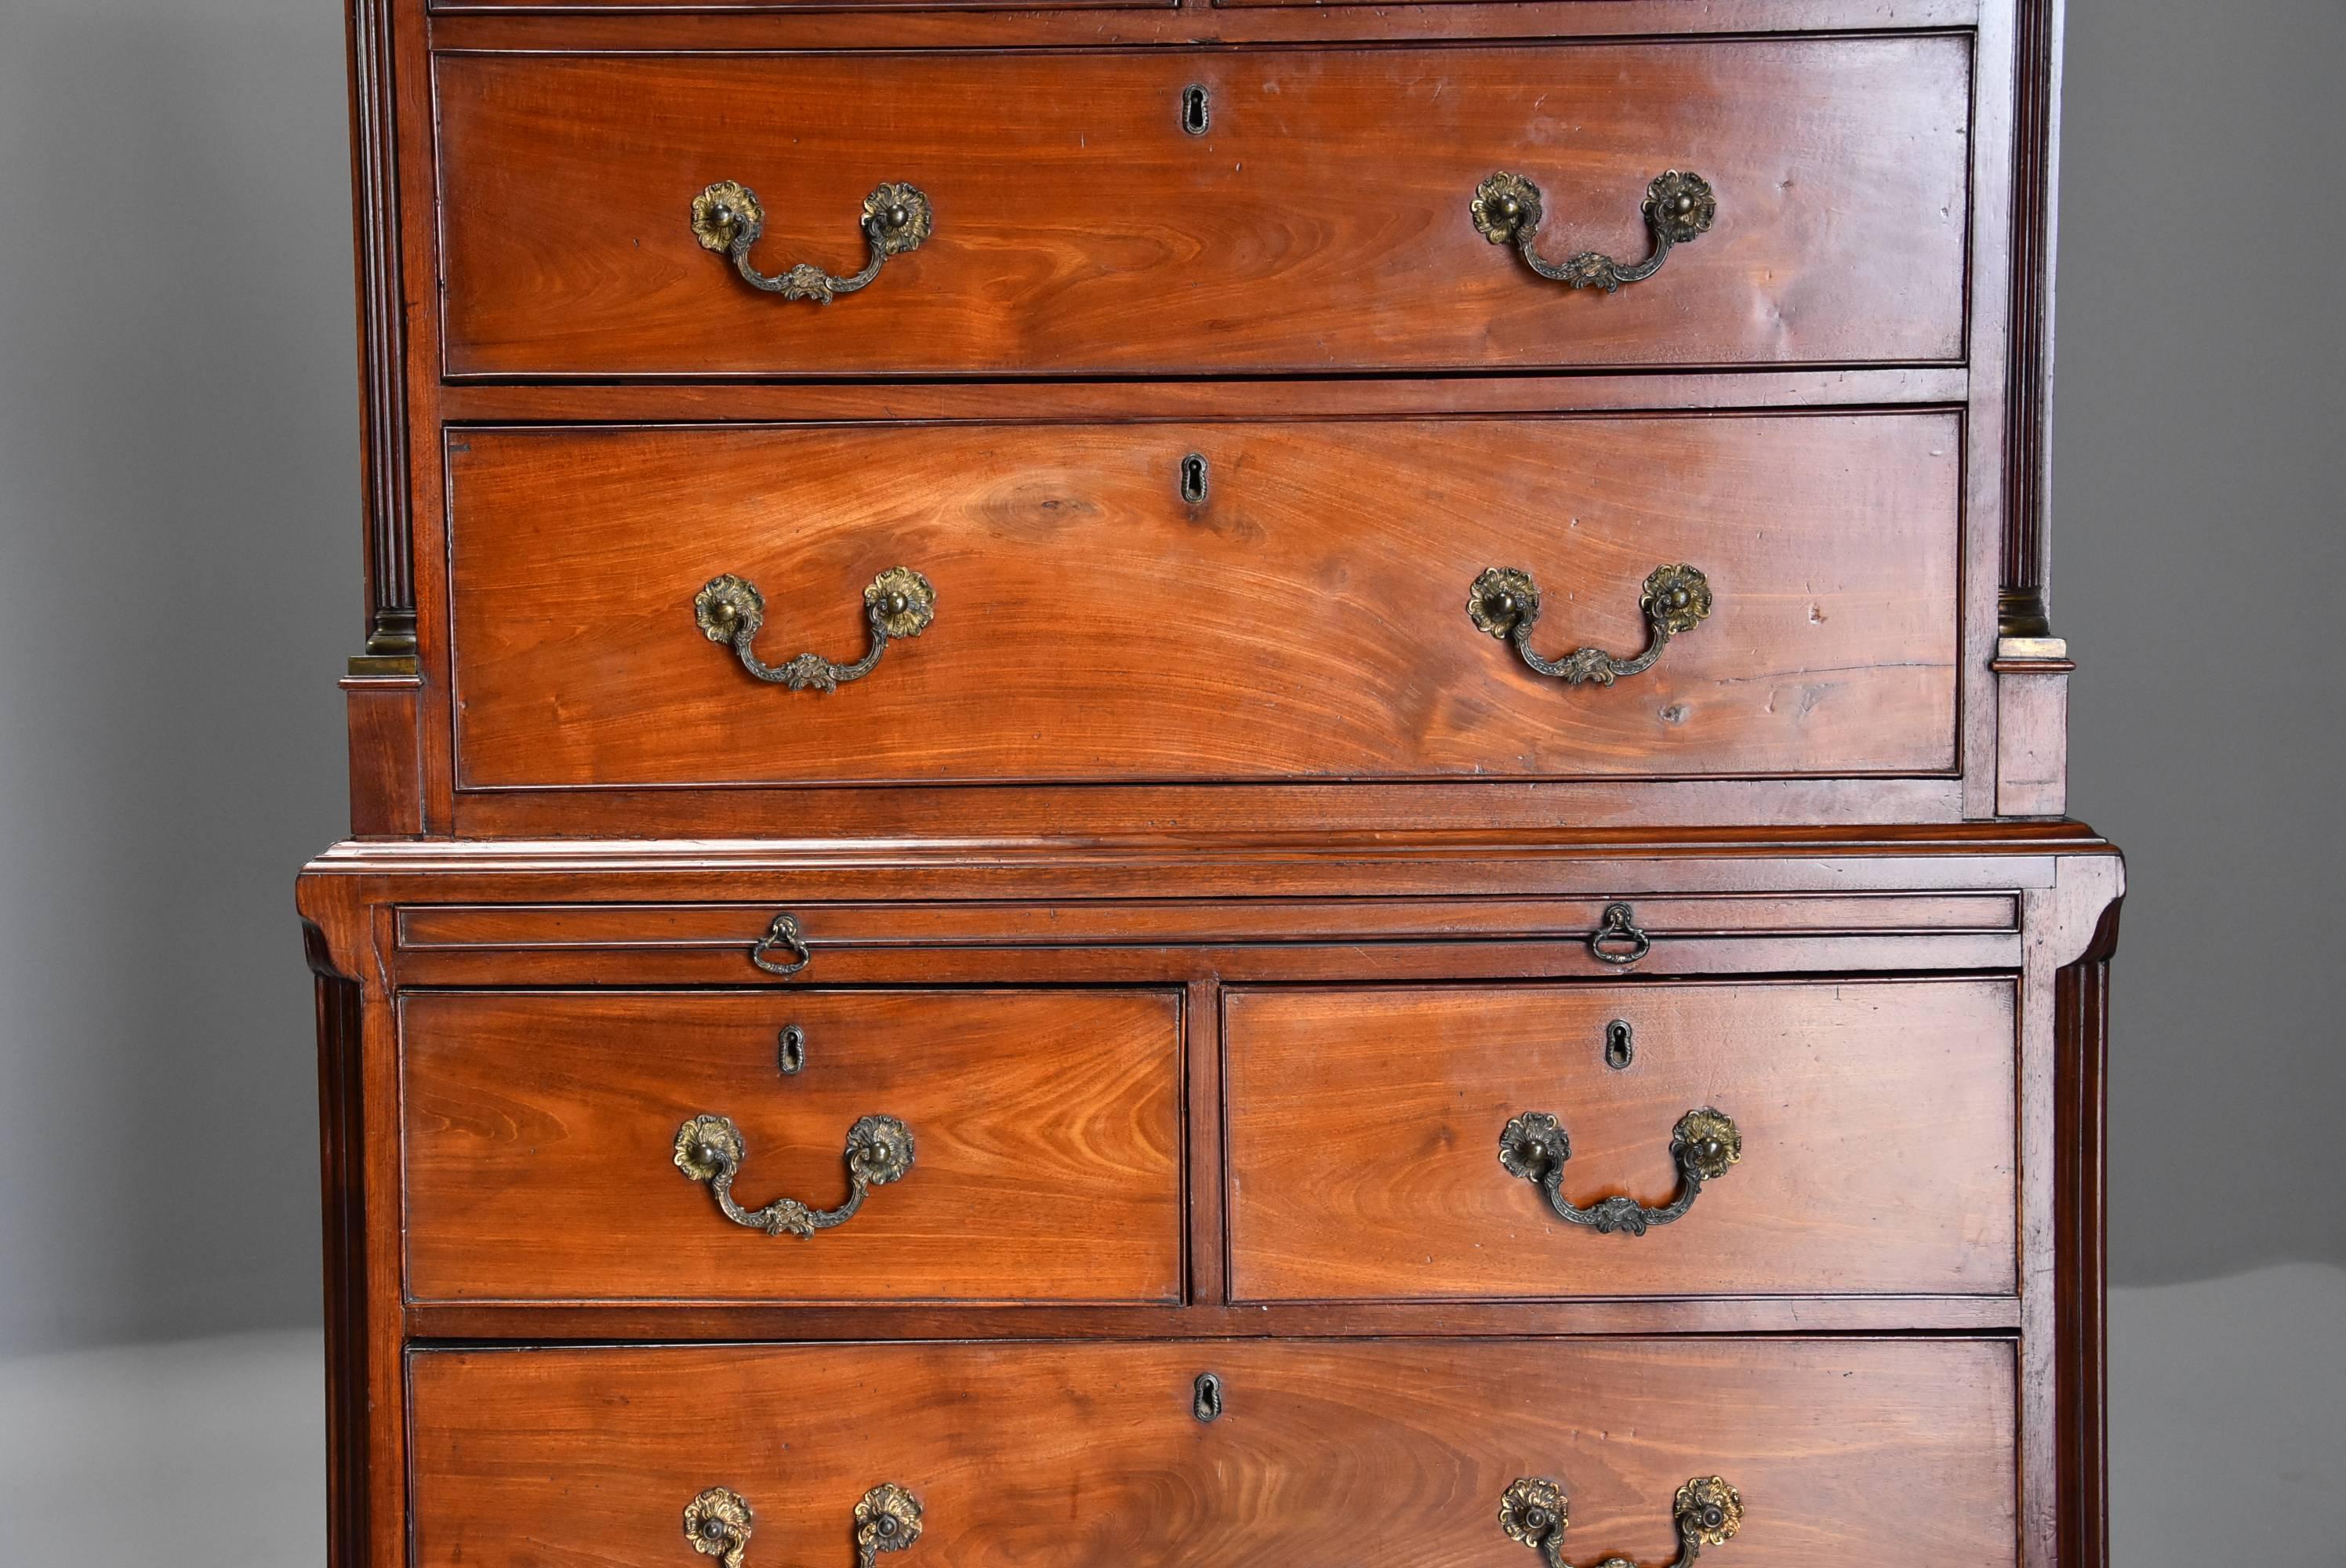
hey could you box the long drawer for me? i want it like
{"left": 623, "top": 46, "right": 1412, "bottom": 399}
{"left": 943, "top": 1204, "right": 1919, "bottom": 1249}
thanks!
{"left": 434, "top": 38, "right": 1970, "bottom": 379}
{"left": 410, "top": 1339, "right": 2018, "bottom": 1567}
{"left": 400, "top": 989, "right": 1184, "bottom": 1304}
{"left": 1225, "top": 979, "right": 2017, "bottom": 1301}
{"left": 446, "top": 414, "right": 1961, "bottom": 789}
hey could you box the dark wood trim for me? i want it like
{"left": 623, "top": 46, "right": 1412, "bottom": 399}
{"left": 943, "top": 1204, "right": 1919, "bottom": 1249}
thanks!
{"left": 445, "top": 780, "right": 1980, "bottom": 840}
{"left": 2054, "top": 890, "right": 2119, "bottom": 1568}
{"left": 402, "top": 1294, "right": 2025, "bottom": 1341}
{"left": 304, "top": 920, "right": 370, "bottom": 1568}
{"left": 435, "top": 368, "right": 1970, "bottom": 426}
{"left": 2013, "top": 852, "right": 2120, "bottom": 1568}
{"left": 304, "top": 821, "right": 2108, "bottom": 887}
{"left": 423, "top": 0, "right": 1981, "bottom": 48}
{"left": 1184, "top": 978, "right": 1229, "bottom": 1306}
{"left": 345, "top": 0, "right": 415, "bottom": 658}
{"left": 1999, "top": 0, "right": 2063, "bottom": 637}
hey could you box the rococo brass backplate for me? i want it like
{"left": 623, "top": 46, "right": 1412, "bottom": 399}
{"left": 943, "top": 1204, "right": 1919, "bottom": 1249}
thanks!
{"left": 685, "top": 1483, "right": 925, "bottom": 1568}
{"left": 692, "top": 180, "right": 934, "bottom": 304}
{"left": 1469, "top": 564, "right": 1712, "bottom": 688}
{"left": 674, "top": 1112, "right": 916, "bottom": 1238}
{"left": 1472, "top": 170, "right": 1716, "bottom": 293}
{"left": 1498, "top": 1108, "right": 1741, "bottom": 1236}
{"left": 696, "top": 568, "right": 936, "bottom": 693}
{"left": 1500, "top": 1475, "right": 1743, "bottom": 1568}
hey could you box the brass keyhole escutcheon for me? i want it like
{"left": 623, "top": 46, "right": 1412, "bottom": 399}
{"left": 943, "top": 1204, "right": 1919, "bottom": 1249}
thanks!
{"left": 1179, "top": 452, "right": 1210, "bottom": 506}
{"left": 1193, "top": 1371, "right": 1224, "bottom": 1422}
{"left": 1181, "top": 84, "right": 1211, "bottom": 136}
{"left": 1603, "top": 1019, "right": 1634, "bottom": 1071}
{"left": 777, "top": 1024, "right": 806, "bottom": 1076}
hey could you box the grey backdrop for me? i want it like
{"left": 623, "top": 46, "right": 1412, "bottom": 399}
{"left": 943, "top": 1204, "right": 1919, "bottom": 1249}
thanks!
{"left": 0, "top": 0, "right": 2337, "bottom": 1356}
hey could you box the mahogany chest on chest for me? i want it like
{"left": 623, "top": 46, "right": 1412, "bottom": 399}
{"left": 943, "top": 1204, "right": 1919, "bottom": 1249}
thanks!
{"left": 300, "top": 2, "right": 2121, "bottom": 1564}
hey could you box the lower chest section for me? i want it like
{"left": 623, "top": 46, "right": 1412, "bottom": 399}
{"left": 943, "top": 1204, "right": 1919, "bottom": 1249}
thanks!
{"left": 310, "top": 855, "right": 2103, "bottom": 1568}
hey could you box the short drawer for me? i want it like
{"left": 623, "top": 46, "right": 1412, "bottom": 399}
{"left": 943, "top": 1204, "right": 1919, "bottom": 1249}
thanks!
{"left": 399, "top": 989, "right": 1183, "bottom": 1304}
{"left": 412, "top": 1338, "right": 2017, "bottom": 1567}
{"left": 1225, "top": 978, "right": 2015, "bottom": 1301}
{"left": 435, "top": 38, "right": 1969, "bottom": 378}
{"left": 448, "top": 413, "right": 1960, "bottom": 788}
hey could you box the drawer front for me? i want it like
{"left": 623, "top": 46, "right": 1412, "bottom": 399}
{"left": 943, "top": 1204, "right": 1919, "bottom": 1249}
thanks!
{"left": 448, "top": 414, "right": 1960, "bottom": 788}
{"left": 400, "top": 990, "right": 1183, "bottom": 1303}
{"left": 1225, "top": 979, "right": 2015, "bottom": 1300}
{"left": 437, "top": 39, "right": 1969, "bottom": 378}
{"left": 412, "top": 1339, "right": 2017, "bottom": 1567}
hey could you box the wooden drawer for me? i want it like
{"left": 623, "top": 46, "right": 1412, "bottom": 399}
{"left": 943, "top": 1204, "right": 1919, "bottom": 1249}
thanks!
{"left": 448, "top": 413, "right": 1959, "bottom": 789}
{"left": 1225, "top": 979, "right": 2015, "bottom": 1301}
{"left": 400, "top": 989, "right": 1183, "bottom": 1304}
{"left": 435, "top": 38, "right": 1969, "bottom": 379}
{"left": 412, "top": 1338, "right": 2017, "bottom": 1567}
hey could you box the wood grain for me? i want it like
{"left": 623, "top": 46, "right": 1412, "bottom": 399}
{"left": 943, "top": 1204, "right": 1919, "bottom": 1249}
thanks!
{"left": 446, "top": 414, "right": 1961, "bottom": 788}
{"left": 340, "top": 673, "right": 422, "bottom": 838}
{"left": 409, "top": 1338, "right": 2018, "bottom": 1568}
{"left": 400, "top": 989, "right": 1184, "bottom": 1303}
{"left": 1226, "top": 979, "right": 2016, "bottom": 1300}
{"left": 434, "top": 39, "right": 1970, "bottom": 378}
{"left": 395, "top": 894, "right": 2019, "bottom": 950}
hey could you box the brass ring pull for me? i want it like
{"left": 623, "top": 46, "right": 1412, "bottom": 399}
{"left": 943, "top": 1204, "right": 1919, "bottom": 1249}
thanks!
{"left": 685, "top": 1483, "right": 924, "bottom": 1568}
{"left": 1472, "top": 169, "right": 1716, "bottom": 293}
{"left": 691, "top": 180, "right": 934, "bottom": 304}
{"left": 1469, "top": 565, "right": 1711, "bottom": 688}
{"left": 1589, "top": 902, "right": 1651, "bottom": 967}
{"left": 697, "top": 568, "right": 936, "bottom": 693}
{"left": 750, "top": 913, "right": 813, "bottom": 977}
{"left": 1501, "top": 1475, "right": 1743, "bottom": 1568}
{"left": 674, "top": 1112, "right": 915, "bottom": 1238}
{"left": 1498, "top": 1108, "right": 1741, "bottom": 1236}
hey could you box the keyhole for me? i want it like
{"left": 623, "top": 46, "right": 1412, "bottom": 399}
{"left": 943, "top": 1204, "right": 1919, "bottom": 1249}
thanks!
{"left": 1603, "top": 1018, "right": 1635, "bottom": 1071}
{"left": 1179, "top": 452, "right": 1210, "bottom": 505}
{"left": 777, "top": 1023, "right": 806, "bottom": 1076}
{"left": 1193, "top": 1371, "right": 1224, "bottom": 1422}
{"left": 1181, "top": 84, "right": 1211, "bottom": 136}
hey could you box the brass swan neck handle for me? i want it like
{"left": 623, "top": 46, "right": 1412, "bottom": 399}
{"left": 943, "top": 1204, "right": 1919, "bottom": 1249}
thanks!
{"left": 1502, "top": 1475, "right": 1744, "bottom": 1568}
{"left": 685, "top": 1483, "right": 925, "bottom": 1568}
{"left": 674, "top": 1113, "right": 915, "bottom": 1238}
{"left": 1472, "top": 170, "right": 1716, "bottom": 293}
{"left": 1498, "top": 1108, "right": 1741, "bottom": 1236}
{"left": 1469, "top": 564, "right": 1711, "bottom": 688}
{"left": 696, "top": 568, "right": 935, "bottom": 693}
{"left": 691, "top": 180, "right": 934, "bottom": 304}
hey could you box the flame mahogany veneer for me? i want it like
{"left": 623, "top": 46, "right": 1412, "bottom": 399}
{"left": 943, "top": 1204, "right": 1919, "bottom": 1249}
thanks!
{"left": 305, "top": 2, "right": 2115, "bottom": 1566}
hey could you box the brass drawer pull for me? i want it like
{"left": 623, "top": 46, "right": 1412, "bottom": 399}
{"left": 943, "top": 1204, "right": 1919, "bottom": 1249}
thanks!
{"left": 1501, "top": 1475, "right": 1743, "bottom": 1568}
{"left": 750, "top": 912, "right": 814, "bottom": 977}
{"left": 685, "top": 1483, "right": 924, "bottom": 1568}
{"left": 674, "top": 1112, "right": 915, "bottom": 1238}
{"left": 691, "top": 180, "right": 933, "bottom": 305}
{"left": 1589, "top": 902, "right": 1651, "bottom": 967}
{"left": 1469, "top": 564, "right": 1711, "bottom": 688}
{"left": 697, "top": 568, "right": 936, "bottom": 693}
{"left": 1472, "top": 169, "right": 1716, "bottom": 294}
{"left": 1498, "top": 1108, "right": 1741, "bottom": 1236}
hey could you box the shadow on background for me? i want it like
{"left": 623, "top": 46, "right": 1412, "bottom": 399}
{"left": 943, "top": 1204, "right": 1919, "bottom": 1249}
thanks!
{"left": 2056, "top": 0, "right": 2346, "bottom": 1282}
{"left": 0, "top": 2, "right": 353, "bottom": 1354}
